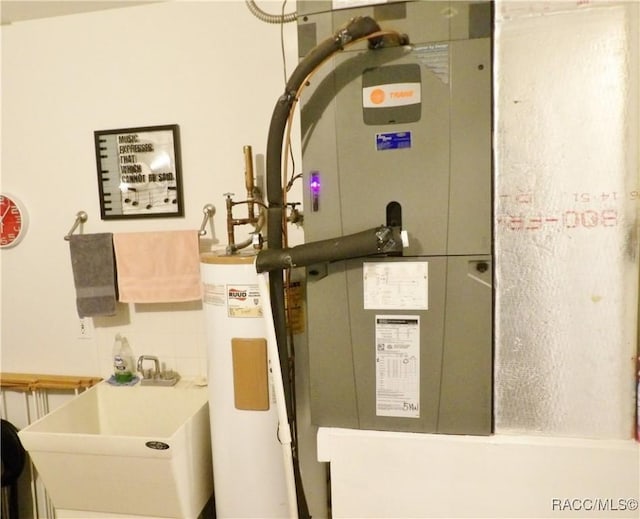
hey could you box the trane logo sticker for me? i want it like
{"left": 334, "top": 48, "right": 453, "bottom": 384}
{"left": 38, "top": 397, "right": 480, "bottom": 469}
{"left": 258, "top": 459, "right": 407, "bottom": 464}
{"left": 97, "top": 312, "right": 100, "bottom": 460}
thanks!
{"left": 363, "top": 82, "right": 421, "bottom": 109}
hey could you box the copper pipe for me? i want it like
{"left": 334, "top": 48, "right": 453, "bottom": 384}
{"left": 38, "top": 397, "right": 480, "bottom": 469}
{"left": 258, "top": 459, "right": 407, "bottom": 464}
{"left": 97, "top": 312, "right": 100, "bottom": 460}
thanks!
{"left": 225, "top": 194, "right": 236, "bottom": 251}
{"left": 243, "top": 145, "right": 256, "bottom": 221}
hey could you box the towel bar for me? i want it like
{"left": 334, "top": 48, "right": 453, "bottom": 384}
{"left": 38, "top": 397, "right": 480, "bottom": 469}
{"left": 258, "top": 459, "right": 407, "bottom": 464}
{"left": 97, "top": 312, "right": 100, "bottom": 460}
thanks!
{"left": 64, "top": 211, "right": 88, "bottom": 241}
{"left": 64, "top": 206, "right": 212, "bottom": 240}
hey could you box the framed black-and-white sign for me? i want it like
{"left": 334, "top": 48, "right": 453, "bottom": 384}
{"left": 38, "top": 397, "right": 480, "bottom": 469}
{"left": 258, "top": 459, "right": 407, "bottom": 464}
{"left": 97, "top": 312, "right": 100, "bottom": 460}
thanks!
{"left": 94, "top": 124, "right": 184, "bottom": 219}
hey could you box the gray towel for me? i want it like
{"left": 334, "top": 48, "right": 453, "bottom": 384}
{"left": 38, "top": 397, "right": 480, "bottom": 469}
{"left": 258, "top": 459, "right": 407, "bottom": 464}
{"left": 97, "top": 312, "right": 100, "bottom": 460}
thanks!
{"left": 69, "top": 233, "right": 117, "bottom": 317}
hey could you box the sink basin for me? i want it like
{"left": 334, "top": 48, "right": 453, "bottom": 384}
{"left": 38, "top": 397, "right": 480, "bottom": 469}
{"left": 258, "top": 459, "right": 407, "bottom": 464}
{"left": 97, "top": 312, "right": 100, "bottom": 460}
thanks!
{"left": 18, "top": 380, "right": 212, "bottom": 519}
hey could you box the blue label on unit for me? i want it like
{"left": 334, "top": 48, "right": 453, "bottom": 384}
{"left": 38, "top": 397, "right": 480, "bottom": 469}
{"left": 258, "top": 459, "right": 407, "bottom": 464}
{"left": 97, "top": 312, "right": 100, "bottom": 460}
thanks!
{"left": 375, "top": 131, "right": 412, "bottom": 151}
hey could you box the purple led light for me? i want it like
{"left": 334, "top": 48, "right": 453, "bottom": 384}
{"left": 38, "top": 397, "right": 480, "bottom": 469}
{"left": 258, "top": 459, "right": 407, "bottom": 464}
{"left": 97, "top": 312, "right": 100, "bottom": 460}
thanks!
{"left": 310, "top": 173, "right": 320, "bottom": 193}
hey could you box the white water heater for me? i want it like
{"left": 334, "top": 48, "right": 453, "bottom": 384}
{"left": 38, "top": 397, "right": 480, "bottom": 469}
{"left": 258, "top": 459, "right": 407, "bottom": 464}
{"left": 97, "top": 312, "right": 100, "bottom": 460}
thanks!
{"left": 200, "top": 253, "right": 289, "bottom": 517}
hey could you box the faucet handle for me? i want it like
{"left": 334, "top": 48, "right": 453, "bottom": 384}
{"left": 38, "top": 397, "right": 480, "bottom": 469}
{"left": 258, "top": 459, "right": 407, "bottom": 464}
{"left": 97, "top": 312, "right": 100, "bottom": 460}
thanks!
{"left": 137, "top": 355, "right": 160, "bottom": 379}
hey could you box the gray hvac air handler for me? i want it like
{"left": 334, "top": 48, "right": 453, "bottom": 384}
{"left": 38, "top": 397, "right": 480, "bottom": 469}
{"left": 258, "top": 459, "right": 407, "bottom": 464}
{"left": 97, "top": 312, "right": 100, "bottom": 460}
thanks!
{"left": 298, "top": 0, "right": 493, "bottom": 435}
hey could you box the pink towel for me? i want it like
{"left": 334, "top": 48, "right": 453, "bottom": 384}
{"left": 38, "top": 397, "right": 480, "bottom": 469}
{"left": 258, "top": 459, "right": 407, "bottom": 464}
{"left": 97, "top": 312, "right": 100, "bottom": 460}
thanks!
{"left": 113, "top": 230, "right": 202, "bottom": 303}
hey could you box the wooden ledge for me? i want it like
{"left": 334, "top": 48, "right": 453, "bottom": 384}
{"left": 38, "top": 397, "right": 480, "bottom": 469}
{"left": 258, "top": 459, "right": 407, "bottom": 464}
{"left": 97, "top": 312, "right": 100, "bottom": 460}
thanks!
{"left": 0, "top": 373, "right": 102, "bottom": 392}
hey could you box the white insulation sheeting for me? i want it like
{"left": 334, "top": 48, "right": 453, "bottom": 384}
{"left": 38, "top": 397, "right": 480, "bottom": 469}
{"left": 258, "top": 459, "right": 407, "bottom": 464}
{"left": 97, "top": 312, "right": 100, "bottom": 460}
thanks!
{"left": 494, "top": 1, "right": 639, "bottom": 438}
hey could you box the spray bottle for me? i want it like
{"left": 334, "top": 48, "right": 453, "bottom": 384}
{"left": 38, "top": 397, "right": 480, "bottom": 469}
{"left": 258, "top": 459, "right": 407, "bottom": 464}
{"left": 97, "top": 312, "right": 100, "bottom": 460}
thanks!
{"left": 113, "top": 333, "right": 134, "bottom": 383}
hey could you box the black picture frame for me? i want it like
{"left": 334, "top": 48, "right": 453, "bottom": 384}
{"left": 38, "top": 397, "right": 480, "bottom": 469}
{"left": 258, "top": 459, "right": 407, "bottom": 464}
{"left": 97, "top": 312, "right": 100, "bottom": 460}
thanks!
{"left": 94, "top": 124, "right": 184, "bottom": 220}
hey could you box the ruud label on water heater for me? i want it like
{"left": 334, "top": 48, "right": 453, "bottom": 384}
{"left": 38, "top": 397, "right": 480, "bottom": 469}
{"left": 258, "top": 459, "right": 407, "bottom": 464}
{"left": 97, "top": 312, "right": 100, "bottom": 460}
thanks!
{"left": 362, "top": 64, "right": 422, "bottom": 125}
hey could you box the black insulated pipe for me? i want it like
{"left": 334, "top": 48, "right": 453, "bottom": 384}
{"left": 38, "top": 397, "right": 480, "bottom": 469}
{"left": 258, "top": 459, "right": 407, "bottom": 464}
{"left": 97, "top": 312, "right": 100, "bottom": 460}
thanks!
{"left": 266, "top": 16, "right": 384, "bottom": 229}
{"left": 265, "top": 14, "right": 387, "bottom": 409}
{"left": 261, "top": 15, "right": 407, "bottom": 519}
{"left": 256, "top": 225, "right": 404, "bottom": 273}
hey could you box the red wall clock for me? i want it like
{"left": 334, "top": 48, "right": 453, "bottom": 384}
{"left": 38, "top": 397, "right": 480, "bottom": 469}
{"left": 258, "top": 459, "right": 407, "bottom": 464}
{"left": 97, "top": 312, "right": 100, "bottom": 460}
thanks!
{"left": 1, "top": 193, "right": 29, "bottom": 248}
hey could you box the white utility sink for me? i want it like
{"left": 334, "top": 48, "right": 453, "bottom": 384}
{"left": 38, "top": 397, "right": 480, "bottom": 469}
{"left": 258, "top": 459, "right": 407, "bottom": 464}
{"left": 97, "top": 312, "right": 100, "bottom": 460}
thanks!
{"left": 18, "top": 380, "right": 212, "bottom": 519}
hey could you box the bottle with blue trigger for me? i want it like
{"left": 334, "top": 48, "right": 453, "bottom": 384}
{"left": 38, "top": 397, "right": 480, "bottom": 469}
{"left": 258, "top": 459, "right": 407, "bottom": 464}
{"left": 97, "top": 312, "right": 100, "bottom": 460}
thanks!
{"left": 112, "top": 333, "right": 134, "bottom": 384}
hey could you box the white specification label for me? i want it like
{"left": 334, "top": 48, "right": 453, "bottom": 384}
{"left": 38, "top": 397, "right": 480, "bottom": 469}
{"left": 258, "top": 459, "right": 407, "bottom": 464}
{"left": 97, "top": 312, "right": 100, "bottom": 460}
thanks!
{"left": 202, "top": 283, "right": 226, "bottom": 306}
{"left": 363, "top": 261, "right": 428, "bottom": 310}
{"left": 375, "top": 315, "right": 420, "bottom": 418}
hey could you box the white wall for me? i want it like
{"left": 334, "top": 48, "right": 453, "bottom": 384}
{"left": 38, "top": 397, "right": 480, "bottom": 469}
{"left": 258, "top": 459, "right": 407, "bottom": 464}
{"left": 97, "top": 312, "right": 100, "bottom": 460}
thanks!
{"left": 0, "top": 0, "right": 302, "bottom": 383}
{"left": 0, "top": 3, "right": 314, "bottom": 516}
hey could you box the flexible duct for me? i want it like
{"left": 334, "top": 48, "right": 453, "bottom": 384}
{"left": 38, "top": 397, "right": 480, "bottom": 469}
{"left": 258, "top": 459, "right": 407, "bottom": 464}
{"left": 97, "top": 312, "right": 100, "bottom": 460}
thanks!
{"left": 245, "top": 0, "right": 297, "bottom": 24}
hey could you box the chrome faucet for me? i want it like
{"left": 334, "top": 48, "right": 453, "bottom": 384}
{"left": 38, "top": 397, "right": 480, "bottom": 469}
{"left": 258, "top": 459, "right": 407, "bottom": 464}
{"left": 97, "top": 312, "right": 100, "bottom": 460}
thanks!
{"left": 137, "top": 355, "right": 160, "bottom": 379}
{"left": 136, "top": 355, "right": 180, "bottom": 386}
